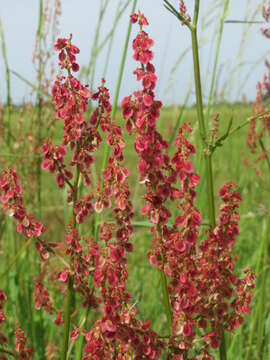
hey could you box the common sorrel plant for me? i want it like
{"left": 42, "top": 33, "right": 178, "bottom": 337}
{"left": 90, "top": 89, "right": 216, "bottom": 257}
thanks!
{"left": 0, "top": 9, "right": 255, "bottom": 360}
{"left": 120, "top": 11, "right": 254, "bottom": 358}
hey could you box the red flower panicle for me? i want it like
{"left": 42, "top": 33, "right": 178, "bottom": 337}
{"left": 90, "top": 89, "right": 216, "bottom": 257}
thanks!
{"left": 123, "top": 12, "right": 254, "bottom": 358}
{"left": 179, "top": 0, "right": 191, "bottom": 24}
{"left": 34, "top": 278, "right": 53, "bottom": 314}
{"left": 0, "top": 169, "right": 45, "bottom": 239}
{"left": 14, "top": 324, "right": 34, "bottom": 359}
{"left": 262, "top": 1, "right": 270, "bottom": 38}
{"left": 0, "top": 168, "right": 49, "bottom": 261}
{"left": 44, "top": 35, "right": 163, "bottom": 358}
{"left": 0, "top": 289, "right": 7, "bottom": 346}
{"left": 82, "top": 65, "right": 162, "bottom": 360}
{"left": 246, "top": 2, "right": 270, "bottom": 172}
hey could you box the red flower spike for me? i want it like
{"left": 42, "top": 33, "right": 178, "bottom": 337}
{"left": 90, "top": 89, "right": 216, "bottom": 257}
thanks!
{"left": 0, "top": 169, "right": 45, "bottom": 242}
{"left": 122, "top": 12, "right": 254, "bottom": 358}
{"left": 179, "top": 0, "right": 191, "bottom": 24}
{"left": 14, "top": 324, "right": 34, "bottom": 359}
{"left": 247, "top": 3, "right": 270, "bottom": 169}
{"left": 34, "top": 279, "right": 53, "bottom": 314}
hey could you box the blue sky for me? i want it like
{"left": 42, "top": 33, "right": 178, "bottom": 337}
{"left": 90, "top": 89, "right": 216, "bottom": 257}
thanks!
{"left": 0, "top": 0, "right": 268, "bottom": 105}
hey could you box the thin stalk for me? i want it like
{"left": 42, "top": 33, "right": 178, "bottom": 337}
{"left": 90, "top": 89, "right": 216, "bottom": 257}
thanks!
{"left": 0, "top": 348, "right": 15, "bottom": 358}
{"left": 205, "top": 0, "right": 230, "bottom": 125}
{"left": 101, "top": 0, "right": 138, "bottom": 185}
{"left": 0, "top": 237, "right": 32, "bottom": 278}
{"left": 259, "top": 139, "right": 270, "bottom": 173}
{"left": 191, "top": 1, "right": 226, "bottom": 358}
{"left": 244, "top": 304, "right": 259, "bottom": 360}
{"left": 103, "top": 0, "right": 130, "bottom": 78}
{"left": 256, "top": 216, "right": 269, "bottom": 359}
{"left": 168, "top": 90, "right": 191, "bottom": 148}
{"left": 10, "top": 70, "right": 50, "bottom": 98}
{"left": 103, "top": 0, "right": 121, "bottom": 78}
{"left": 0, "top": 18, "right": 11, "bottom": 147}
{"left": 160, "top": 269, "right": 173, "bottom": 334}
{"left": 74, "top": 305, "right": 90, "bottom": 360}
{"left": 61, "top": 164, "right": 81, "bottom": 360}
{"left": 244, "top": 217, "right": 268, "bottom": 360}
{"left": 191, "top": 24, "right": 216, "bottom": 228}
{"left": 87, "top": 0, "right": 110, "bottom": 90}
{"left": 61, "top": 277, "right": 74, "bottom": 360}
{"left": 36, "top": 0, "right": 43, "bottom": 218}
{"left": 248, "top": 141, "right": 270, "bottom": 359}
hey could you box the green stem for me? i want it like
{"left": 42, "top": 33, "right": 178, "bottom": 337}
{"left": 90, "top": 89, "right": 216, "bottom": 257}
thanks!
{"left": 243, "top": 227, "right": 265, "bottom": 360}
{"left": 0, "top": 18, "right": 11, "bottom": 147}
{"left": 103, "top": 0, "right": 130, "bottom": 78}
{"left": 61, "top": 165, "right": 80, "bottom": 360}
{"left": 259, "top": 139, "right": 270, "bottom": 173}
{"left": 244, "top": 303, "right": 259, "bottom": 360}
{"left": 248, "top": 135, "right": 270, "bottom": 359}
{"left": 191, "top": 1, "right": 226, "bottom": 359}
{"left": 205, "top": 0, "right": 230, "bottom": 125}
{"left": 190, "top": 14, "right": 216, "bottom": 229}
{"left": 160, "top": 270, "right": 173, "bottom": 334}
{"left": 0, "top": 237, "right": 32, "bottom": 278}
{"left": 168, "top": 90, "right": 190, "bottom": 148}
{"left": 36, "top": 0, "right": 43, "bottom": 219}
{"left": 10, "top": 70, "right": 50, "bottom": 98}
{"left": 101, "top": 0, "right": 138, "bottom": 186}
{"left": 61, "top": 277, "right": 74, "bottom": 360}
{"left": 157, "top": 222, "right": 173, "bottom": 336}
{"left": 256, "top": 213, "right": 270, "bottom": 359}
{"left": 87, "top": 0, "right": 110, "bottom": 90}
{"left": 74, "top": 305, "right": 90, "bottom": 360}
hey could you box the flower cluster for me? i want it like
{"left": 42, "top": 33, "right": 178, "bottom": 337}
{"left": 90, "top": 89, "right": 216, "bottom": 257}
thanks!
{"left": 54, "top": 37, "right": 80, "bottom": 72}
{"left": 262, "top": 1, "right": 270, "bottom": 38}
{"left": 57, "top": 226, "right": 100, "bottom": 311}
{"left": 34, "top": 278, "right": 53, "bottom": 314}
{"left": 0, "top": 168, "right": 51, "bottom": 262}
{"left": 246, "top": 3, "right": 270, "bottom": 173}
{"left": 194, "top": 182, "right": 254, "bottom": 351}
{"left": 0, "top": 289, "right": 7, "bottom": 346}
{"left": 42, "top": 140, "right": 73, "bottom": 189}
{"left": 14, "top": 325, "right": 34, "bottom": 359}
{"left": 0, "top": 168, "right": 45, "bottom": 239}
{"left": 48, "top": 34, "right": 95, "bottom": 191}
{"left": 82, "top": 70, "right": 163, "bottom": 360}
{"left": 123, "top": 13, "right": 254, "bottom": 358}
{"left": 1, "top": 292, "right": 34, "bottom": 359}
{"left": 179, "top": 0, "right": 191, "bottom": 23}
{"left": 42, "top": 35, "right": 163, "bottom": 358}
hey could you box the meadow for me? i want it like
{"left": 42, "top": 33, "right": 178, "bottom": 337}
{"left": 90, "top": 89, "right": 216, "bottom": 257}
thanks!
{"left": 0, "top": 1, "right": 269, "bottom": 359}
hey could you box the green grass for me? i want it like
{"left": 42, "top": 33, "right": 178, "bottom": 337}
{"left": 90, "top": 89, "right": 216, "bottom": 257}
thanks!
{"left": 0, "top": 103, "right": 269, "bottom": 359}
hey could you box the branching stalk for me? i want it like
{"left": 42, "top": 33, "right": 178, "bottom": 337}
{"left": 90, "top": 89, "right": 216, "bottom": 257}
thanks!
{"left": 61, "top": 164, "right": 81, "bottom": 360}
{"left": 160, "top": 266, "right": 173, "bottom": 334}
{"left": 191, "top": 22, "right": 216, "bottom": 228}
